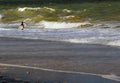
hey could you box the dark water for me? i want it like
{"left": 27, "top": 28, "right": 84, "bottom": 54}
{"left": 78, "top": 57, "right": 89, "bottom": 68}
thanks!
{"left": 1, "top": 67, "right": 120, "bottom": 83}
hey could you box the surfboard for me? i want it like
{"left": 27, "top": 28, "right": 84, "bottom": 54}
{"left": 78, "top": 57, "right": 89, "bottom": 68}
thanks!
{"left": 18, "top": 25, "right": 24, "bottom": 30}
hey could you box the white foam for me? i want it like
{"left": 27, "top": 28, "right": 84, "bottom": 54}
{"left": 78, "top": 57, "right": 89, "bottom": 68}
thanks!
{"left": 38, "top": 21, "right": 92, "bottom": 29}
{"left": 18, "top": 7, "right": 42, "bottom": 12}
{"left": 0, "top": 14, "right": 3, "bottom": 19}
{"left": 64, "top": 38, "right": 120, "bottom": 47}
{"left": 107, "top": 40, "right": 120, "bottom": 46}
{"left": 43, "top": 7, "right": 56, "bottom": 12}
{"left": 0, "top": 21, "right": 120, "bottom": 47}
{"left": 60, "top": 15, "right": 75, "bottom": 20}
{"left": 63, "top": 9, "right": 72, "bottom": 13}
{"left": 0, "top": 63, "right": 120, "bottom": 82}
{"left": 18, "top": 7, "right": 55, "bottom": 12}
{"left": 64, "top": 39, "right": 90, "bottom": 43}
{"left": 64, "top": 15, "right": 75, "bottom": 18}
{"left": 0, "top": 28, "right": 9, "bottom": 30}
{"left": 102, "top": 74, "right": 120, "bottom": 81}
{"left": 18, "top": 8, "right": 26, "bottom": 12}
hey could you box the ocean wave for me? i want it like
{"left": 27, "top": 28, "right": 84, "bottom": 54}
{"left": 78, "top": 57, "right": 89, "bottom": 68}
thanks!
{"left": 63, "top": 9, "right": 72, "bottom": 13}
{"left": 0, "top": 21, "right": 120, "bottom": 47}
{"left": 0, "top": 14, "right": 3, "bottom": 19}
{"left": 1, "top": 7, "right": 82, "bottom": 22}
{"left": 18, "top": 7, "right": 41, "bottom": 12}
{"left": 2, "top": 6, "right": 119, "bottom": 23}
{"left": 18, "top": 7, "right": 56, "bottom": 12}
{"left": 63, "top": 38, "right": 120, "bottom": 47}
{"left": 107, "top": 40, "right": 120, "bottom": 46}
{"left": 37, "top": 21, "right": 92, "bottom": 29}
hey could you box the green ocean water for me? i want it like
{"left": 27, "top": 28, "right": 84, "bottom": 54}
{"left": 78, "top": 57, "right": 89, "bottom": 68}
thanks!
{"left": 0, "top": 2, "right": 120, "bottom": 23}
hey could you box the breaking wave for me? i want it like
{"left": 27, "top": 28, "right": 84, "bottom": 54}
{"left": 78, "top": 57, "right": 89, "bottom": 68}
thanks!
{"left": 37, "top": 21, "right": 92, "bottom": 29}
{"left": 0, "top": 14, "right": 3, "bottom": 19}
{"left": 18, "top": 7, "right": 56, "bottom": 12}
{"left": 0, "top": 21, "right": 120, "bottom": 47}
{"left": 1, "top": 7, "right": 79, "bottom": 22}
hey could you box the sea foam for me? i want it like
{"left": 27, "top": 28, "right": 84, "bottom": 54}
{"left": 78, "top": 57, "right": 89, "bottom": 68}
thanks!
{"left": 63, "top": 9, "right": 72, "bottom": 13}
{"left": 102, "top": 74, "right": 120, "bottom": 81}
{"left": 0, "top": 21, "right": 120, "bottom": 47}
{"left": 18, "top": 7, "right": 41, "bottom": 12}
{"left": 0, "top": 14, "right": 3, "bottom": 19}
{"left": 37, "top": 21, "right": 92, "bottom": 29}
{"left": 18, "top": 7, "right": 55, "bottom": 12}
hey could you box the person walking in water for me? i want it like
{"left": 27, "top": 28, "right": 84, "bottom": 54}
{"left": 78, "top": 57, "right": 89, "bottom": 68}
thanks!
{"left": 21, "top": 21, "right": 25, "bottom": 30}
{"left": 18, "top": 21, "right": 26, "bottom": 30}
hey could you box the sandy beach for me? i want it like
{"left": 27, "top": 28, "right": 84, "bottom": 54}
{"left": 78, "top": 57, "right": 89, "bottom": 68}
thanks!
{"left": 0, "top": 37, "right": 120, "bottom": 76}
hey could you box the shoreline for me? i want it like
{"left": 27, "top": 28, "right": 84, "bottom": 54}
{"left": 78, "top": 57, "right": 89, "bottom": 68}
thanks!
{"left": 0, "top": 63, "right": 120, "bottom": 82}
{"left": 0, "top": 37, "right": 120, "bottom": 82}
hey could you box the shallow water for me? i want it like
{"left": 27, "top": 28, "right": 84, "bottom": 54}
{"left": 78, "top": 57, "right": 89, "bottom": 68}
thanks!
{"left": 0, "top": 21, "right": 120, "bottom": 47}
{"left": 0, "top": 21, "right": 120, "bottom": 82}
{"left": 1, "top": 66, "right": 120, "bottom": 83}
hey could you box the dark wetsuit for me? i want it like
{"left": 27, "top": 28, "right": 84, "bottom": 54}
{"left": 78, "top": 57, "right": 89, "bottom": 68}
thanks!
{"left": 21, "top": 22, "right": 24, "bottom": 28}
{"left": 21, "top": 22, "right": 24, "bottom": 30}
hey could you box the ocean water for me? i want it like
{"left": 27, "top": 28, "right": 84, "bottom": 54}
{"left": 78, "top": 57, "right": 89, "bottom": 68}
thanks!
{"left": 0, "top": 21, "right": 120, "bottom": 47}
{"left": 0, "top": 21, "right": 120, "bottom": 82}
{"left": 0, "top": 6, "right": 120, "bottom": 83}
{"left": 0, "top": 64, "right": 120, "bottom": 83}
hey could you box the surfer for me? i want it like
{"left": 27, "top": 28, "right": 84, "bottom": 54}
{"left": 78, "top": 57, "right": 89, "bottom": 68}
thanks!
{"left": 18, "top": 21, "right": 26, "bottom": 30}
{"left": 20, "top": 21, "right": 25, "bottom": 30}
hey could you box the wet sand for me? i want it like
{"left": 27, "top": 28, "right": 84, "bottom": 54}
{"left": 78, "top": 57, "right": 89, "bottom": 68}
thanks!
{"left": 0, "top": 37, "right": 120, "bottom": 76}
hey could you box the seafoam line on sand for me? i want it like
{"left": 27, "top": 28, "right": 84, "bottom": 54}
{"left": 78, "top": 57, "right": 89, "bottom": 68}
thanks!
{"left": 0, "top": 63, "right": 120, "bottom": 82}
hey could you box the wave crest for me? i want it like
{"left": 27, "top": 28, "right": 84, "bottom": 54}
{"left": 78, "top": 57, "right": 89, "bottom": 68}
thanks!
{"left": 0, "top": 14, "right": 3, "bottom": 19}
{"left": 37, "top": 21, "right": 92, "bottom": 29}
{"left": 18, "top": 7, "right": 56, "bottom": 12}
